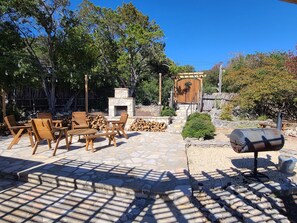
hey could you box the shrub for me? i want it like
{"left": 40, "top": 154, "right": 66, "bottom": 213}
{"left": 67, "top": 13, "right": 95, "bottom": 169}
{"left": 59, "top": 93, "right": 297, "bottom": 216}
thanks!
{"left": 182, "top": 113, "right": 215, "bottom": 139}
{"left": 188, "top": 112, "right": 211, "bottom": 121}
{"left": 257, "top": 115, "right": 268, "bottom": 121}
{"left": 161, "top": 106, "right": 176, "bottom": 116}
{"left": 220, "top": 103, "right": 233, "bottom": 121}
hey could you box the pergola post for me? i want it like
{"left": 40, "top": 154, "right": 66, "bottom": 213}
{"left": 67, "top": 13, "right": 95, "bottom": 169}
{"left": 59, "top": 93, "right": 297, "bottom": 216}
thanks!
{"left": 85, "top": 74, "right": 88, "bottom": 113}
{"left": 1, "top": 89, "right": 6, "bottom": 120}
{"left": 159, "top": 73, "right": 162, "bottom": 105}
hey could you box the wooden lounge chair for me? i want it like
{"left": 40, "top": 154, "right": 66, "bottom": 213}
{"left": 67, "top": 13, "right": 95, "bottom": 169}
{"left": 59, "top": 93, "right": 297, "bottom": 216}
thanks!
{"left": 4, "top": 115, "right": 34, "bottom": 149}
{"left": 106, "top": 113, "right": 129, "bottom": 139}
{"left": 38, "top": 112, "right": 63, "bottom": 127}
{"left": 71, "top": 112, "right": 89, "bottom": 130}
{"left": 31, "top": 118, "right": 69, "bottom": 156}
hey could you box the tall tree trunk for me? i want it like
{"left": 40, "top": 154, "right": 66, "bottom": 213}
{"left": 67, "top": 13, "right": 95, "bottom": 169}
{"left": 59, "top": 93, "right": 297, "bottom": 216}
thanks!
{"left": 130, "top": 68, "right": 138, "bottom": 97}
{"left": 49, "top": 80, "right": 56, "bottom": 114}
{"left": 42, "top": 77, "right": 56, "bottom": 114}
{"left": 63, "top": 91, "right": 80, "bottom": 112}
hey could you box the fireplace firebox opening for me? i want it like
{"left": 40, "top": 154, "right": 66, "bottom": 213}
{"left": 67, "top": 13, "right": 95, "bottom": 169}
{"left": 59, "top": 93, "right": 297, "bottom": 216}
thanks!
{"left": 115, "top": 106, "right": 128, "bottom": 116}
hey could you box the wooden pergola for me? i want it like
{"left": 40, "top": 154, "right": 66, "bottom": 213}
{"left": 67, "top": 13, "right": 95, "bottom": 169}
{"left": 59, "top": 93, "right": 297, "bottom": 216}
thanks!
{"left": 282, "top": 0, "right": 297, "bottom": 4}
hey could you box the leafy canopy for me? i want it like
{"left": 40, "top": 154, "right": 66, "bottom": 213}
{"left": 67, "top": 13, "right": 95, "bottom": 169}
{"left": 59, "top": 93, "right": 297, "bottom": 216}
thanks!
{"left": 224, "top": 52, "right": 297, "bottom": 119}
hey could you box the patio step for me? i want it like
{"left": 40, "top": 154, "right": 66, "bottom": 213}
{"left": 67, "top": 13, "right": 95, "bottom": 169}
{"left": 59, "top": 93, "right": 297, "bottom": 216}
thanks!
{"left": 0, "top": 157, "right": 192, "bottom": 204}
{"left": 166, "top": 104, "right": 188, "bottom": 134}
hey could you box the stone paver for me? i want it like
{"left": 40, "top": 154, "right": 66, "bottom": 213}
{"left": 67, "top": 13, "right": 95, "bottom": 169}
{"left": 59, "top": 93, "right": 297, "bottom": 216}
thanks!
{"left": 0, "top": 131, "right": 190, "bottom": 201}
{"left": 1, "top": 124, "right": 297, "bottom": 222}
{"left": 1, "top": 178, "right": 294, "bottom": 222}
{"left": 0, "top": 179, "right": 208, "bottom": 223}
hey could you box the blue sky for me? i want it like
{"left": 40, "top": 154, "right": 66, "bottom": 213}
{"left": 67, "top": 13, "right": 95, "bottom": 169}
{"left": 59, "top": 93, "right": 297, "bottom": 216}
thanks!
{"left": 70, "top": 0, "right": 297, "bottom": 71}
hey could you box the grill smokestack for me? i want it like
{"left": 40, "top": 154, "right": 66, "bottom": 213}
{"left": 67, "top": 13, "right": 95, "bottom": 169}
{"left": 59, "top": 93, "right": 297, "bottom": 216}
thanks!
{"left": 276, "top": 112, "right": 283, "bottom": 131}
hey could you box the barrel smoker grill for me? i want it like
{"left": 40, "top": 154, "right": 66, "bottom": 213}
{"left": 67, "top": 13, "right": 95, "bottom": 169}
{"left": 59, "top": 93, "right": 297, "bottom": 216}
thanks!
{"left": 230, "top": 113, "right": 285, "bottom": 181}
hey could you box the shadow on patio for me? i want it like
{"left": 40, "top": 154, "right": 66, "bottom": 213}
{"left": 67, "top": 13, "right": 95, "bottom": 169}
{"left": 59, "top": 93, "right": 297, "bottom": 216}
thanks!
{"left": 0, "top": 154, "right": 296, "bottom": 222}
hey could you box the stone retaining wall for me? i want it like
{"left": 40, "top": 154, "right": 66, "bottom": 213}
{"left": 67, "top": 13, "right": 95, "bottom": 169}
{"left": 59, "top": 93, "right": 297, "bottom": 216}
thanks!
{"left": 135, "top": 105, "right": 162, "bottom": 117}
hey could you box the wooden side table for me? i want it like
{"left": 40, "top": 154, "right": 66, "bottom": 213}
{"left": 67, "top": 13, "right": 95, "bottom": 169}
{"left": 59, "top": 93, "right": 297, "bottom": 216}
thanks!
{"left": 67, "top": 129, "right": 97, "bottom": 150}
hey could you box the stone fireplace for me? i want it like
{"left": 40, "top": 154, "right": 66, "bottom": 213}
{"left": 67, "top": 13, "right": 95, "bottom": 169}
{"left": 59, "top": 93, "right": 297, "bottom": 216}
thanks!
{"left": 108, "top": 88, "right": 135, "bottom": 117}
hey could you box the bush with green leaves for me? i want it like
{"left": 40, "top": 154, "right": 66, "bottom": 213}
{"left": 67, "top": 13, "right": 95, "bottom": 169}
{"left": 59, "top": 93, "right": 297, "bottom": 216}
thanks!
{"left": 223, "top": 52, "right": 297, "bottom": 119}
{"left": 182, "top": 113, "right": 215, "bottom": 139}
{"left": 161, "top": 106, "right": 176, "bottom": 116}
{"left": 257, "top": 115, "right": 268, "bottom": 121}
{"left": 220, "top": 103, "right": 233, "bottom": 121}
{"left": 187, "top": 112, "right": 211, "bottom": 121}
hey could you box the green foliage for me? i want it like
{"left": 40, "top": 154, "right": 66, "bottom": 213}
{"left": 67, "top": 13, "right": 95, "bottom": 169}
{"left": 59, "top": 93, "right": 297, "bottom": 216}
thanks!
{"left": 203, "top": 64, "right": 221, "bottom": 94}
{"left": 169, "top": 63, "right": 195, "bottom": 75}
{"left": 257, "top": 115, "right": 268, "bottom": 121}
{"left": 161, "top": 78, "right": 174, "bottom": 105}
{"left": 187, "top": 112, "right": 211, "bottom": 121}
{"left": 182, "top": 113, "right": 215, "bottom": 139}
{"left": 135, "top": 74, "right": 173, "bottom": 105}
{"left": 2, "top": 0, "right": 74, "bottom": 113}
{"left": 113, "top": 3, "right": 165, "bottom": 96}
{"left": 0, "top": 0, "right": 192, "bottom": 113}
{"left": 0, "top": 21, "right": 26, "bottom": 90}
{"left": 136, "top": 79, "right": 158, "bottom": 105}
{"left": 223, "top": 52, "right": 297, "bottom": 119}
{"left": 161, "top": 106, "right": 176, "bottom": 116}
{"left": 220, "top": 104, "right": 233, "bottom": 121}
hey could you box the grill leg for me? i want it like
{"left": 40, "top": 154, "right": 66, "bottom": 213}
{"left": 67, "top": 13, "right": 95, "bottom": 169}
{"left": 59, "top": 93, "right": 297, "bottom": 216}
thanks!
{"left": 253, "top": 151, "right": 258, "bottom": 175}
{"left": 242, "top": 151, "right": 269, "bottom": 182}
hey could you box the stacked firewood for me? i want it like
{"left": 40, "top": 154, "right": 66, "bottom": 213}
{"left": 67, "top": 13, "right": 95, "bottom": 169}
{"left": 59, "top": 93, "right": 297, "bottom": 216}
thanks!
{"left": 62, "top": 116, "right": 72, "bottom": 129}
{"left": 129, "top": 118, "right": 167, "bottom": 132}
{"left": 90, "top": 115, "right": 107, "bottom": 130}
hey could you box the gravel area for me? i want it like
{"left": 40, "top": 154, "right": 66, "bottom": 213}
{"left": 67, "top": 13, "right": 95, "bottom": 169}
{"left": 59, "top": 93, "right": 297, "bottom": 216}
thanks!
{"left": 187, "top": 128, "right": 297, "bottom": 190}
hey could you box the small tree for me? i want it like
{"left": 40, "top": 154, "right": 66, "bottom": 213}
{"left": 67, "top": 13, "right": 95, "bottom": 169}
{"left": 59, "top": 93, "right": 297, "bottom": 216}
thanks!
{"left": 203, "top": 63, "right": 221, "bottom": 94}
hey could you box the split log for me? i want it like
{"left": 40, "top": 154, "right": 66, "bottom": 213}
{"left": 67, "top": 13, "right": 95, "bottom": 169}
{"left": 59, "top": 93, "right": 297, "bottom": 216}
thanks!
{"left": 129, "top": 118, "right": 167, "bottom": 132}
{"left": 90, "top": 115, "right": 107, "bottom": 130}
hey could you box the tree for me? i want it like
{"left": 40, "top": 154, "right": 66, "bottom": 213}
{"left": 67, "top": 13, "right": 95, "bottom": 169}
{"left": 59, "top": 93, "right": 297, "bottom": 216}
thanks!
{"left": 168, "top": 63, "right": 195, "bottom": 75}
{"left": 0, "top": 15, "right": 39, "bottom": 118}
{"left": 0, "top": 21, "right": 24, "bottom": 91}
{"left": 77, "top": 1, "right": 168, "bottom": 103}
{"left": 114, "top": 3, "right": 165, "bottom": 96}
{"left": 285, "top": 46, "right": 297, "bottom": 76}
{"left": 4, "top": 0, "right": 72, "bottom": 113}
{"left": 203, "top": 63, "right": 221, "bottom": 94}
{"left": 224, "top": 52, "right": 297, "bottom": 119}
{"left": 77, "top": 0, "right": 120, "bottom": 87}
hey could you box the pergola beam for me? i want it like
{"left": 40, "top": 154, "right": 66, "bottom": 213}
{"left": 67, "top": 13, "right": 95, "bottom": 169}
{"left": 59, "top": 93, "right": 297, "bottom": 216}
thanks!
{"left": 281, "top": 0, "right": 297, "bottom": 4}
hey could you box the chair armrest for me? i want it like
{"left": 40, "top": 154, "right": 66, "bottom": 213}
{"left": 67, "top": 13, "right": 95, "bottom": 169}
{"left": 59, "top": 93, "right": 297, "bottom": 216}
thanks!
{"left": 52, "top": 120, "right": 62, "bottom": 123}
{"left": 53, "top": 126, "right": 68, "bottom": 130}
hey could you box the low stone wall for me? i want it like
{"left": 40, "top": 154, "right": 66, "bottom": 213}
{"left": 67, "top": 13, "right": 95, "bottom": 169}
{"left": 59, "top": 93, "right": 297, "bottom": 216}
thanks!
{"left": 135, "top": 105, "right": 162, "bottom": 117}
{"left": 202, "top": 93, "right": 236, "bottom": 111}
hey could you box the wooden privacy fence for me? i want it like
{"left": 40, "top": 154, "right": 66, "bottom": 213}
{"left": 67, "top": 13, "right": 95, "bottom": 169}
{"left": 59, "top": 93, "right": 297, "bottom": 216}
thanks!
{"left": 202, "top": 93, "right": 236, "bottom": 111}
